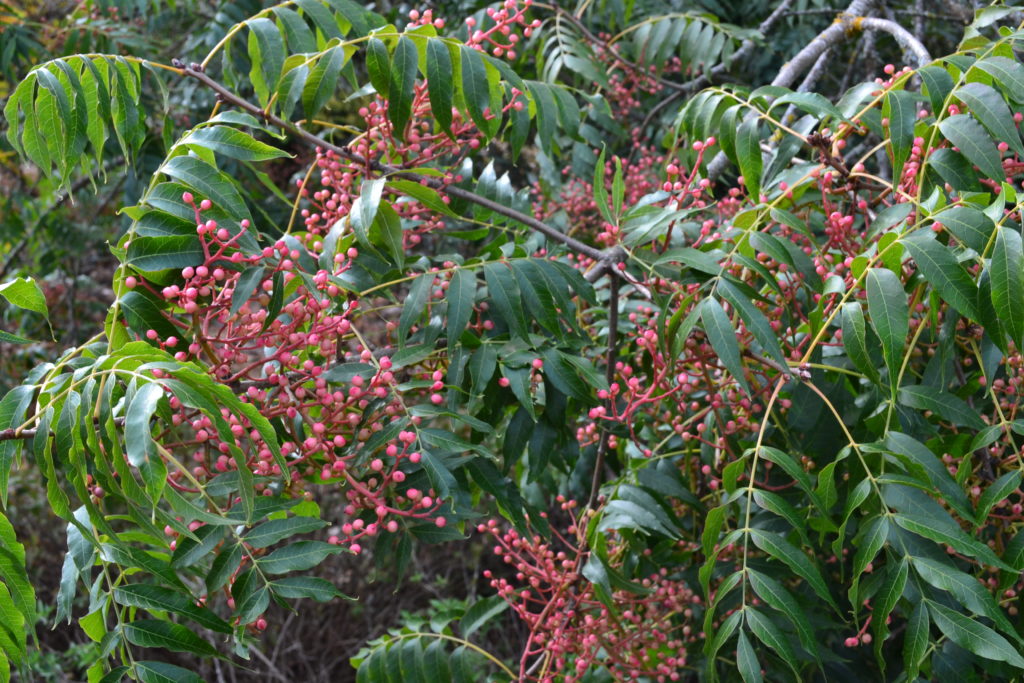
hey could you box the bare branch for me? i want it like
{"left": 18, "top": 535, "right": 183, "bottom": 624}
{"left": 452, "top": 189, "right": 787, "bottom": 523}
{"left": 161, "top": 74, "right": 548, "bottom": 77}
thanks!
{"left": 860, "top": 17, "right": 932, "bottom": 67}
{"left": 771, "top": 0, "right": 874, "bottom": 90}
{"left": 705, "top": 0, "right": 925, "bottom": 181}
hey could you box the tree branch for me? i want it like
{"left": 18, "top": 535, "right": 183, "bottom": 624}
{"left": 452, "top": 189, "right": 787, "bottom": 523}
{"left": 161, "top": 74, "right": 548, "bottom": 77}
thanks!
{"left": 860, "top": 17, "right": 932, "bottom": 67}
{"left": 705, "top": 0, "right": 928, "bottom": 181}
{"left": 178, "top": 65, "right": 607, "bottom": 263}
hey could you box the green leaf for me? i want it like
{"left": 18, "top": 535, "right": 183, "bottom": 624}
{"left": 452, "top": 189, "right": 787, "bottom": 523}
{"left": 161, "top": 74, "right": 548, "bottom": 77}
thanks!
{"left": 911, "top": 556, "right": 1018, "bottom": 638}
{"left": 247, "top": 17, "right": 286, "bottom": 105}
{"left": 702, "top": 505, "right": 726, "bottom": 557}
{"left": 182, "top": 125, "right": 290, "bottom": 162}
{"left": 460, "top": 595, "right": 508, "bottom": 638}
{"left": 206, "top": 544, "right": 242, "bottom": 594}
{"left": 706, "top": 608, "right": 742, "bottom": 662}
{"left": 356, "top": 177, "right": 385, "bottom": 243}
{"left": 919, "top": 65, "right": 953, "bottom": 116}
{"left": 0, "top": 510, "right": 34, "bottom": 635}
{"left": 398, "top": 273, "right": 432, "bottom": 344}
{"left": 718, "top": 280, "right": 787, "bottom": 368}
{"left": 956, "top": 82, "right": 1024, "bottom": 157}
{"left": 866, "top": 268, "right": 907, "bottom": 392}
{"left": 0, "top": 277, "right": 49, "bottom": 318}
{"left": 389, "top": 178, "right": 456, "bottom": 217}
{"left": 746, "top": 608, "right": 799, "bottom": 677}
{"left": 460, "top": 46, "right": 494, "bottom": 139}
{"left": 124, "top": 382, "right": 164, "bottom": 469}
{"left": 978, "top": 471, "right": 1022, "bottom": 522}
{"left": 975, "top": 56, "right": 1024, "bottom": 103}
{"left": 891, "top": 511, "right": 1012, "bottom": 571}
{"left": 937, "top": 114, "right": 1005, "bottom": 181}
{"left": 700, "top": 298, "right": 749, "bottom": 395}
{"left": 446, "top": 269, "right": 475, "bottom": 349}
{"left": 991, "top": 227, "right": 1024, "bottom": 348}
{"left": 268, "top": 576, "right": 350, "bottom": 602}
{"left": 884, "top": 89, "right": 916, "bottom": 180}
{"left": 598, "top": 499, "right": 676, "bottom": 537}
{"left": 171, "top": 525, "right": 225, "bottom": 569}
{"left": 481, "top": 264, "right": 528, "bottom": 339}
{"left": 135, "top": 661, "right": 204, "bottom": 683}
{"left": 528, "top": 81, "right": 556, "bottom": 153}
{"left": 749, "top": 529, "right": 838, "bottom": 611}
{"left": 898, "top": 385, "right": 985, "bottom": 430}
{"left": 426, "top": 39, "right": 454, "bottom": 137}
{"left": 737, "top": 118, "right": 762, "bottom": 200}
{"left": 231, "top": 570, "right": 269, "bottom": 626}
{"left": 275, "top": 7, "right": 316, "bottom": 53}
{"left": 903, "top": 602, "right": 929, "bottom": 681}
{"left": 752, "top": 490, "right": 806, "bottom": 542}
{"left": 0, "top": 330, "right": 34, "bottom": 344}
{"left": 902, "top": 233, "right": 980, "bottom": 321}
{"left": 747, "top": 568, "right": 818, "bottom": 661}
{"left": 257, "top": 540, "right": 342, "bottom": 574}
{"left": 841, "top": 302, "right": 881, "bottom": 384}
{"left": 373, "top": 202, "right": 404, "bottom": 265}
{"left": 161, "top": 156, "right": 249, "bottom": 220}
{"left": 927, "top": 599, "right": 1024, "bottom": 668}
{"left": 124, "top": 619, "right": 216, "bottom": 656}
{"left": 852, "top": 515, "right": 889, "bottom": 580}
{"left": 244, "top": 516, "right": 328, "bottom": 549}
{"left": 736, "top": 629, "right": 762, "bottom": 683}
{"left": 929, "top": 148, "right": 984, "bottom": 192}
{"left": 296, "top": 0, "right": 341, "bottom": 39}
{"left": 593, "top": 147, "right": 613, "bottom": 226}
{"left": 303, "top": 45, "right": 346, "bottom": 119}
{"left": 127, "top": 236, "right": 203, "bottom": 272}
{"left": 388, "top": 36, "right": 418, "bottom": 141}
{"left": 230, "top": 266, "right": 265, "bottom": 317}
{"left": 872, "top": 557, "right": 907, "bottom": 646}
{"left": 365, "top": 38, "right": 391, "bottom": 96}
{"left": 882, "top": 434, "right": 975, "bottom": 523}
{"left": 113, "top": 585, "right": 231, "bottom": 634}
{"left": 934, "top": 205, "right": 994, "bottom": 253}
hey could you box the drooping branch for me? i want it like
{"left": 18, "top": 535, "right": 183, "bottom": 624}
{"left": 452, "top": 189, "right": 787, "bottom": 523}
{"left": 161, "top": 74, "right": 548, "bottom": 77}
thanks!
{"left": 178, "top": 64, "right": 608, "bottom": 264}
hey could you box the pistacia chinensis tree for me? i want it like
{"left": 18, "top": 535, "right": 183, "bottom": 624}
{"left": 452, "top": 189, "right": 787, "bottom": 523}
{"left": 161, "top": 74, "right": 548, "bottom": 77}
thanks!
{"left": 2, "top": 0, "right": 1024, "bottom": 680}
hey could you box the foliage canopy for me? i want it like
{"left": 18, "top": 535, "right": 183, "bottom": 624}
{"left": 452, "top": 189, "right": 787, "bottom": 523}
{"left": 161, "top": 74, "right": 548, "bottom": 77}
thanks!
{"left": 2, "top": 0, "right": 1024, "bottom": 680}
